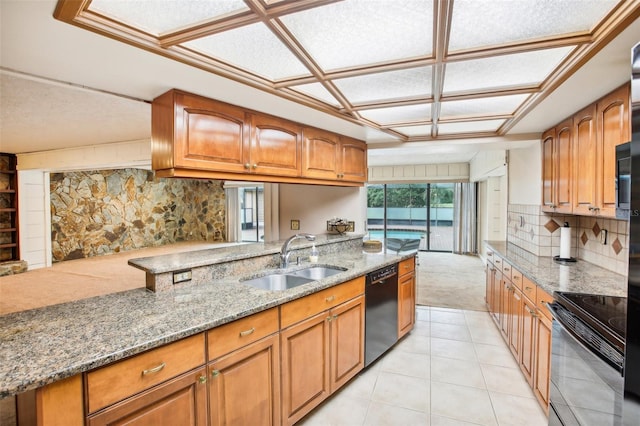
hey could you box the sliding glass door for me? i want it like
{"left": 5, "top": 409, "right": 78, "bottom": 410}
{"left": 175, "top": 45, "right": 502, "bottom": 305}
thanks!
{"left": 366, "top": 183, "right": 454, "bottom": 252}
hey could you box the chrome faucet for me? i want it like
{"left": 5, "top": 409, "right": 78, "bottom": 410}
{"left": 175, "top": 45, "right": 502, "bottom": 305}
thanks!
{"left": 280, "top": 233, "right": 316, "bottom": 268}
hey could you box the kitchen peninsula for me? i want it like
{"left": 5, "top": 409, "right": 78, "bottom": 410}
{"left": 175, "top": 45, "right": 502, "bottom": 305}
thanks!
{"left": 0, "top": 234, "right": 416, "bottom": 425}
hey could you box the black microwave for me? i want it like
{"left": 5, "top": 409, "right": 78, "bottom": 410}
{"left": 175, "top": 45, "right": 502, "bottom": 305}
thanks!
{"left": 616, "top": 141, "right": 631, "bottom": 219}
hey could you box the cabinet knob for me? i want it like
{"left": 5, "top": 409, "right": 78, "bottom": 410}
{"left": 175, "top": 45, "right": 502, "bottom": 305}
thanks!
{"left": 244, "top": 163, "right": 251, "bottom": 169}
{"left": 211, "top": 370, "right": 220, "bottom": 377}
{"left": 252, "top": 163, "right": 258, "bottom": 169}
{"left": 325, "top": 295, "right": 335, "bottom": 303}
{"left": 198, "top": 375, "right": 207, "bottom": 384}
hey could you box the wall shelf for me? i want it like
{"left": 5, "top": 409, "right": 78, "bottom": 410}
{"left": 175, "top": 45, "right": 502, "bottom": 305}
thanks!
{"left": 0, "top": 153, "right": 19, "bottom": 261}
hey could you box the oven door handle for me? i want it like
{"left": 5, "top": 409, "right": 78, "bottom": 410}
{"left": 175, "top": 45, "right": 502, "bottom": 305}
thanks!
{"left": 548, "top": 302, "right": 624, "bottom": 373}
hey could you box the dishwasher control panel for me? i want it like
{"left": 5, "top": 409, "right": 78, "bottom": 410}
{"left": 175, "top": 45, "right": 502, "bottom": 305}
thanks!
{"left": 368, "top": 264, "right": 398, "bottom": 283}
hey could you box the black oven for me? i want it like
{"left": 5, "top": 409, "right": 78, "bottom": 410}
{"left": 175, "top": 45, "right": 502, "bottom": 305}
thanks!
{"left": 616, "top": 142, "right": 631, "bottom": 219}
{"left": 548, "top": 292, "right": 626, "bottom": 425}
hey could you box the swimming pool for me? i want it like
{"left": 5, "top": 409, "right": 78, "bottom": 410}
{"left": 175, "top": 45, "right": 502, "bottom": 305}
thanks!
{"left": 368, "top": 230, "right": 425, "bottom": 240}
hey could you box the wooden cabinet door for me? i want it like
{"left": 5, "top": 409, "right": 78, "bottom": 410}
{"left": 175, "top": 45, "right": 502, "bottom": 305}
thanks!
{"left": 500, "top": 278, "right": 510, "bottom": 339}
{"left": 87, "top": 368, "right": 208, "bottom": 426}
{"left": 301, "top": 127, "right": 340, "bottom": 180}
{"left": 281, "top": 311, "right": 331, "bottom": 426}
{"left": 490, "top": 269, "right": 502, "bottom": 325}
{"left": 541, "top": 128, "right": 555, "bottom": 212}
{"left": 330, "top": 295, "right": 365, "bottom": 392}
{"left": 573, "top": 104, "right": 597, "bottom": 215}
{"left": 174, "top": 93, "right": 250, "bottom": 173}
{"left": 596, "top": 83, "right": 631, "bottom": 217}
{"left": 208, "top": 334, "right": 280, "bottom": 426}
{"left": 249, "top": 114, "right": 301, "bottom": 177}
{"left": 508, "top": 286, "right": 522, "bottom": 360}
{"left": 554, "top": 118, "right": 573, "bottom": 213}
{"left": 485, "top": 263, "right": 493, "bottom": 311}
{"left": 534, "top": 313, "right": 552, "bottom": 415}
{"left": 338, "top": 137, "right": 368, "bottom": 183}
{"left": 520, "top": 295, "right": 536, "bottom": 387}
{"left": 398, "top": 272, "right": 416, "bottom": 339}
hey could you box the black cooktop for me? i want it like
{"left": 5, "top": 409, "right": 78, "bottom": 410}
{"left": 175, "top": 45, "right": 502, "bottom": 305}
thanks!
{"left": 555, "top": 291, "right": 627, "bottom": 352}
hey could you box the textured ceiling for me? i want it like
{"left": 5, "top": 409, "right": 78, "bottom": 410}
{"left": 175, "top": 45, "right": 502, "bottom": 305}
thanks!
{"left": 53, "top": 0, "right": 637, "bottom": 143}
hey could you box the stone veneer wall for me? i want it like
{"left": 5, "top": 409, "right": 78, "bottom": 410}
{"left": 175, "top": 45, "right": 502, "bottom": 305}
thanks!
{"left": 507, "top": 204, "right": 628, "bottom": 275}
{"left": 50, "top": 169, "right": 226, "bottom": 262}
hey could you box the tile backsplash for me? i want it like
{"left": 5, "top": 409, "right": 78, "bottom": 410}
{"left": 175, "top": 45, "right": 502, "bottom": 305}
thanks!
{"left": 507, "top": 204, "right": 628, "bottom": 276}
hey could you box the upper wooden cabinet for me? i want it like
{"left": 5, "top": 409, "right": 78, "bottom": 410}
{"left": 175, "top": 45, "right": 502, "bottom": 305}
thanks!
{"left": 541, "top": 118, "right": 573, "bottom": 214}
{"left": 301, "top": 127, "right": 340, "bottom": 181}
{"left": 152, "top": 89, "right": 367, "bottom": 186}
{"left": 301, "top": 129, "right": 368, "bottom": 183}
{"left": 572, "top": 104, "right": 597, "bottom": 215}
{"left": 541, "top": 83, "right": 630, "bottom": 217}
{"left": 596, "top": 84, "right": 631, "bottom": 217}
{"left": 339, "top": 136, "right": 368, "bottom": 183}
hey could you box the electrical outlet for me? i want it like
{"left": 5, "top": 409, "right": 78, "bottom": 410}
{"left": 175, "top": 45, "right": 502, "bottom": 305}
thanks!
{"left": 173, "top": 270, "right": 192, "bottom": 284}
{"left": 291, "top": 219, "right": 300, "bottom": 230}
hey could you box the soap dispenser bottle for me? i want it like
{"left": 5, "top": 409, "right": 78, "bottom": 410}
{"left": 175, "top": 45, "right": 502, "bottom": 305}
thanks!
{"left": 310, "top": 244, "right": 319, "bottom": 263}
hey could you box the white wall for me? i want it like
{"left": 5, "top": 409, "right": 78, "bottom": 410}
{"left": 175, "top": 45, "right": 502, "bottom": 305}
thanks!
{"left": 278, "top": 184, "right": 366, "bottom": 239}
{"left": 469, "top": 150, "right": 506, "bottom": 182}
{"left": 508, "top": 142, "right": 541, "bottom": 204}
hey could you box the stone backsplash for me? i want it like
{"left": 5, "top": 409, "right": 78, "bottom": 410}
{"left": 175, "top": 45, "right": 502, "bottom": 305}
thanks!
{"left": 50, "top": 169, "right": 226, "bottom": 262}
{"left": 507, "top": 204, "right": 628, "bottom": 275}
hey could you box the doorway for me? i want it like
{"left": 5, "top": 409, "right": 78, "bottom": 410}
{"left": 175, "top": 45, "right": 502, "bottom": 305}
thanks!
{"left": 366, "top": 183, "right": 455, "bottom": 252}
{"left": 239, "top": 186, "right": 264, "bottom": 242}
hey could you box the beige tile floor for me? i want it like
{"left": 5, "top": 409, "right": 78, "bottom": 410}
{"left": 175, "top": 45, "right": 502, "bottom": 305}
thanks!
{"left": 299, "top": 306, "right": 547, "bottom": 426}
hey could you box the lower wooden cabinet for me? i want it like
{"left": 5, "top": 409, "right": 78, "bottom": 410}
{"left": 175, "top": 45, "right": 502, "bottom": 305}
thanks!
{"left": 208, "top": 334, "right": 280, "bottom": 426}
{"left": 484, "top": 254, "right": 553, "bottom": 414}
{"left": 281, "top": 294, "right": 364, "bottom": 426}
{"left": 87, "top": 368, "right": 208, "bottom": 426}
{"left": 534, "top": 306, "right": 553, "bottom": 415}
{"left": 520, "top": 295, "right": 537, "bottom": 386}
{"left": 398, "top": 257, "right": 416, "bottom": 339}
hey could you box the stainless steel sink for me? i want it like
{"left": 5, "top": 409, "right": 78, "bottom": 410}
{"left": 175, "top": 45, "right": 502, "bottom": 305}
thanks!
{"left": 289, "top": 266, "right": 346, "bottom": 280}
{"left": 241, "top": 273, "right": 314, "bottom": 291}
{"left": 240, "top": 265, "right": 347, "bottom": 291}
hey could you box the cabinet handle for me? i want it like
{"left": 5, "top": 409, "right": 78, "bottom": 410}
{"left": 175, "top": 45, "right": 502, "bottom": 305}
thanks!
{"left": 239, "top": 327, "right": 255, "bottom": 337}
{"left": 333, "top": 314, "right": 338, "bottom": 320}
{"left": 528, "top": 308, "right": 539, "bottom": 318}
{"left": 198, "top": 375, "right": 207, "bottom": 384}
{"left": 525, "top": 286, "right": 533, "bottom": 291}
{"left": 327, "top": 316, "right": 332, "bottom": 322}
{"left": 513, "top": 276, "right": 520, "bottom": 280}
{"left": 244, "top": 163, "right": 251, "bottom": 169}
{"left": 211, "top": 370, "right": 220, "bottom": 377}
{"left": 325, "top": 295, "right": 335, "bottom": 303}
{"left": 141, "top": 362, "right": 166, "bottom": 376}
{"left": 504, "top": 267, "right": 510, "bottom": 271}
{"left": 252, "top": 163, "right": 258, "bottom": 169}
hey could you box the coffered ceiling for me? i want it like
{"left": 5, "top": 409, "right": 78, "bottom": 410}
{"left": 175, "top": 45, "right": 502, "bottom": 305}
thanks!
{"left": 1, "top": 1, "right": 639, "bottom": 165}
{"left": 53, "top": 0, "right": 638, "bottom": 143}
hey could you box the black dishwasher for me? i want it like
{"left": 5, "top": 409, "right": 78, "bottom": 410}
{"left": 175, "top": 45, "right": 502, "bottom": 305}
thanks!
{"left": 364, "top": 263, "right": 398, "bottom": 366}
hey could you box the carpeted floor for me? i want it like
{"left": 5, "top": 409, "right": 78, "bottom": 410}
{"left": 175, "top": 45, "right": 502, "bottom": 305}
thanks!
{"left": 416, "top": 252, "right": 487, "bottom": 312}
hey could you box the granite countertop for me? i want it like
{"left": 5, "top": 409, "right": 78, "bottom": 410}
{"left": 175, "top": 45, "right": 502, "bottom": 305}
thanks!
{"left": 485, "top": 241, "right": 627, "bottom": 297}
{"left": 0, "top": 242, "right": 413, "bottom": 399}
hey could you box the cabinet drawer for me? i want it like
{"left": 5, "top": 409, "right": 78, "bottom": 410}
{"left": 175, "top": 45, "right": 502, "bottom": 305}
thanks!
{"left": 502, "top": 261, "right": 513, "bottom": 281}
{"left": 207, "top": 307, "right": 279, "bottom": 361}
{"left": 536, "top": 286, "right": 554, "bottom": 320}
{"left": 493, "top": 256, "right": 503, "bottom": 268}
{"left": 399, "top": 257, "right": 415, "bottom": 276}
{"left": 280, "top": 277, "right": 365, "bottom": 329}
{"left": 521, "top": 276, "right": 536, "bottom": 302}
{"left": 510, "top": 267, "right": 523, "bottom": 290}
{"left": 86, "top": 333, "right": 205, "bottom": 413}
